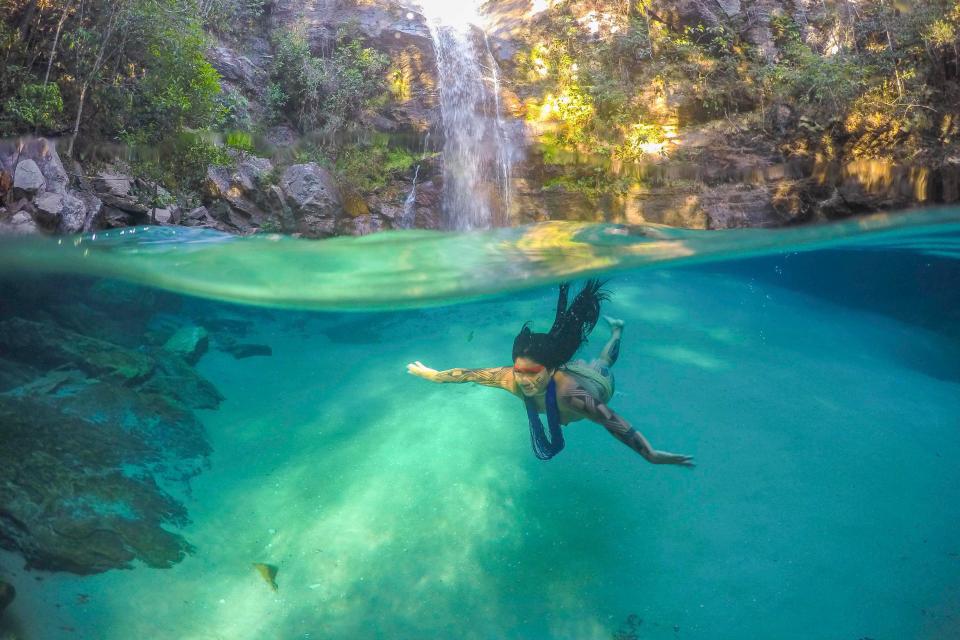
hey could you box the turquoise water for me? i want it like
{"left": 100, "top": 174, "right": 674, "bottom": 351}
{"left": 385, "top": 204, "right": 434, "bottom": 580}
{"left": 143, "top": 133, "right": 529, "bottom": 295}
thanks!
{"left": 1, "top": 210, "right": 959, "bottom": 639}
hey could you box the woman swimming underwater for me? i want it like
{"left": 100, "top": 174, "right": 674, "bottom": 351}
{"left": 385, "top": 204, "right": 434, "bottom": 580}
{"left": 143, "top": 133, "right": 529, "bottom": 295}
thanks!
{"left": 406, "top": 280, "right": 694, "bottom": 466}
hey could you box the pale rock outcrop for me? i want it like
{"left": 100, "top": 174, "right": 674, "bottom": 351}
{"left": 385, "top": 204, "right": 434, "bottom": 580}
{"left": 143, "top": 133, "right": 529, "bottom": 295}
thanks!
{"left": 0, "top": 210, "right": 38, "bottom": 235}
{"left": 21, "top": 138, "right": 70, "bottom": 194}
{"left": 338, "top": 213, "right": 388, "bottom": 236}
{"left": 280, "top": 163, "right": 343, "bottom": 237}
{"left": 648, "top": 0, "right": 724, "bottom": 30}
{"left": 207, "top": 45, "right": 265, "bottom": 90}
{"left": 33, "top": 190, "right": 88, "bottom": 233}
{"left": 151, "top": 206, "right": 179, "bottom": 225}
{"left": 1, "top": 140, "right": 107, "bottom": 234}
{"left": 206, "top": 165, "right": 263, "bottom": 220}
{"left": 236, "top": 156, "right": 272, "bottom": 191}
{"left": 75, "top": 191, "right": 103, "bottom": 231}
{"left": 203, "top": 157, "right": 284, "bottom": 232}
{"left": 181, "top": 205, "right": 234, "bottom": 233}
{"left": 13, "top": 159, "right": 45, "bottom": 195}
{"left": 95, "top": 170, "right": 149, "bottom": 218}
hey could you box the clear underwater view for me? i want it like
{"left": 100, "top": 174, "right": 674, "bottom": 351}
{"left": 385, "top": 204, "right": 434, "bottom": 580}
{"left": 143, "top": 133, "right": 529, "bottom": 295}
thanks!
{"left": 1, "top": 209, "right": 959, "bottom": 639}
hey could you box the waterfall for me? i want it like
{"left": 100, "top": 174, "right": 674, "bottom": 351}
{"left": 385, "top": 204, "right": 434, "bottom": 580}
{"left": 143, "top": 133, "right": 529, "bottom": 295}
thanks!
{"left": 484, "top": 33, "right": 514, "bottom": 223}
{"left": 413, "top": 2, "right": 515, "bottom": 230}
{"left": 400, "top": 164, "right": 421, "bottom": 229}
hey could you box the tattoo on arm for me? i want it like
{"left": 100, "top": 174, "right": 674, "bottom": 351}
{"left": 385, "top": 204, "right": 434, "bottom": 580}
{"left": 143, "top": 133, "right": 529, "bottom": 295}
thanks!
{"left": 432, "top": 367, "right": 512, "bottom": 389}
{"left": 562, "top": 386, "right": 653, "bottom": 459}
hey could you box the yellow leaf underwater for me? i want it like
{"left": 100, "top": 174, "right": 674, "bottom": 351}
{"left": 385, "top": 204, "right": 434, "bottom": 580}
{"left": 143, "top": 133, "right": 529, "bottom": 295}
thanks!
{"left": 252, "top": 563, "right": 279, "bottom": 591}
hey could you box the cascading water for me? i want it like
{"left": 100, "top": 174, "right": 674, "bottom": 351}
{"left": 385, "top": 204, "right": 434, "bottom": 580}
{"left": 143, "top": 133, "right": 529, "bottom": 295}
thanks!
{"left": 413, "top": 1, "right": 516, "bottom": 230}
{"left": 400, "top": 164, "right": 420, "bottom": 229}
{"left": 484, "top": 33, "right": 514, "bottom": 221}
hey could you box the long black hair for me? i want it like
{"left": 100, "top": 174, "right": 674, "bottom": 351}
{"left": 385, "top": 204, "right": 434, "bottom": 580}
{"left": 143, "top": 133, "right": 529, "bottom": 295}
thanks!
{"left": 512, "top": 279, "right": 609, "bottom": 369}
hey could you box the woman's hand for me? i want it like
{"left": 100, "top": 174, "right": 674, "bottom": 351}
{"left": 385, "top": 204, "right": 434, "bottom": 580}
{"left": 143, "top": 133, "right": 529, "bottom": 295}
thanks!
{"left": 406, "top": 361, "right": 439, "bottom": 381}
{"left": 652, "top": 450, "right": 695, "bottom": 467}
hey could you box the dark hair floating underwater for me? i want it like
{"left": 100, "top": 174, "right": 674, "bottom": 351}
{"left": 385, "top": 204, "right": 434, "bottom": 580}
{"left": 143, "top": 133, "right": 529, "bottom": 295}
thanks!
{"left": 517, "top": 279, "right": 610, "bottom": 460}
{"left": 525, "top": 377, "right": 564, "bottom": 460}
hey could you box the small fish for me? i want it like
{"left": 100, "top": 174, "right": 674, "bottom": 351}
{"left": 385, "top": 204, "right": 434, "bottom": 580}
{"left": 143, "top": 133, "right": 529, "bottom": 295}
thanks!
{"left": 252, "top": 563, "right": 279, "bottom": 592}
{"left": 466, "top": 330, "right": 474, "bottom": 342}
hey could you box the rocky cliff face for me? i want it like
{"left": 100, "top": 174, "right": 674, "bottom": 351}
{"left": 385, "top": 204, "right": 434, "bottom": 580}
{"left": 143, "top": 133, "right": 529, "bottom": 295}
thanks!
{"left": 489, "top": 0, "right": 959, "bottom": 229}
{"left": 204, "top": 0, "right": 444, "bottom": 235}
{"left": 2, "top": 0, "right": 956, "bottom": 237}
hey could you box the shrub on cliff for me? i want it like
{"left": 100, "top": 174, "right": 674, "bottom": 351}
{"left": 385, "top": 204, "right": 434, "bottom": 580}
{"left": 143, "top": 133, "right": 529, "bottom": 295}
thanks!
{"left": 509, "top": 0, "right": 958, "bottom": 170}
{"left": 268, "top": 26, "right": 389, "bottom": 135}
{"left": 200, "top": 0, "right": 267, "bottom": 41}
{"left": 3, "top": 82, "right": 64, "bottom": 132}
{"left": 334, "top": 134, "right": 421, "bottom": 192}
{"left": 124, "top": 130, "right": 233, "bottom": 197}
{"left": 514, "top": 5, "right": 758, "bottom": 164}
{"left": 764, "top": 13, "right": 866, "bottom": 117}
{"left": 762, "top": 1, "right": 960, "bottom": 160}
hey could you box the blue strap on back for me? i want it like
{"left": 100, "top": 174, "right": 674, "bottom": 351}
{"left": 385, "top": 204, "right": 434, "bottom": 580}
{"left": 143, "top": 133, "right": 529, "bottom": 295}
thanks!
{"left": 524, "top": 377, "right": 565, "bottom": 460}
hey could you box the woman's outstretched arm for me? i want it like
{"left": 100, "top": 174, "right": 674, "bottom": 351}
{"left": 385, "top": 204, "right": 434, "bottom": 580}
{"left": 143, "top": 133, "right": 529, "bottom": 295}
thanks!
{"left": 406, "top": 362, "right": 516, "bottom": 393}
{"left": 561, "top": 385, "right": 695, "bottom": 467}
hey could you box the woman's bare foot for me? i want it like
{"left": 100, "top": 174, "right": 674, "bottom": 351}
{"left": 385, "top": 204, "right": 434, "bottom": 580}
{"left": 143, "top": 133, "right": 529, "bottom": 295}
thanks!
{"left": 603, "top": 316, "right": 624, "bottom": 331}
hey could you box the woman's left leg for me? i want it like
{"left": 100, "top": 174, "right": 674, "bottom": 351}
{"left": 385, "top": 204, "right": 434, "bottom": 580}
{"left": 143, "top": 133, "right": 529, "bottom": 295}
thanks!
{"left": 597, "top": 316, "right": 623, "bottom": 367}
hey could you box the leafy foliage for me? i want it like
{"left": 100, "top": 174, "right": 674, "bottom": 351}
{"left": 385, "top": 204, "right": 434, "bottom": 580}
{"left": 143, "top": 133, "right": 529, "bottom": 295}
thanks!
{"left": 216, "top": 87, "right": 252, "bottom": 131}
{"left": 269, "top": 27, "right": 389, "bottom": 135}
{"left": 764, "top": 13, "right": 866, "bottom": 114}
{"left": 334, "top": 134, "right": 422, "bottom": 192}
{"left": 200, "top": 0, "right": 267, "bottom": 40}
{"left": 125, "top": 130, "right": 233, "bottom": 196}
{"left": 114, "top": 3, "right": 222, "bottom": 143}
{"left": 510, "top": 0, "right": 959, "bottom": 176}
{"left": 225, "top": 130, "right": 254, "bottom": 153}
{"left": 4, "top": 82, "right": 64, "bottom": 131}
{"left": 0, "top": 0, "right": 235, "bottom": 196}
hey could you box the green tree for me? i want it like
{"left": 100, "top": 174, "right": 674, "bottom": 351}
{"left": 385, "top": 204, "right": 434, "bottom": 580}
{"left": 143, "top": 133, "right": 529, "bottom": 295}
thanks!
{"left": 118, "top": 0, "right": 222, "bottom": 142}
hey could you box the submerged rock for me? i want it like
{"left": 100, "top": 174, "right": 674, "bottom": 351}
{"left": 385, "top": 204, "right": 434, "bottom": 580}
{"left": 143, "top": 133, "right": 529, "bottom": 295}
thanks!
{"left": 225, "top": 343, "right": 272, "bottom": 359}
{"left": 139, "top": 349, "right": 223, "bottom": 411}
{"left": 0, "top": 579, "right": 13, "bottom": 615}
{"left": 0, "top": 396, "right": 196, "bottom": 573}
{"left": 0, "top": 356, "right": 39, "bottom": 392}
{"left": 216, "top": 335, "right": 272, "bottom": 359}
{"left": 0, "top": 317, "right": 154, "bottom": 382}
{"left": 0, "top": 280, "right": 224, "bottom": 574}
{"left": 163, "top": 325, "right": 210, "bottom": 365}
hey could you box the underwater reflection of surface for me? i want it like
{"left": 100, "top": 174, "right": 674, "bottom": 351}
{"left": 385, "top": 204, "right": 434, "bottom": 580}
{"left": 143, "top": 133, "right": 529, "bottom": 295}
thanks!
{"left": 707, "top": 246, "right": 960, "bottom": 381}
{"left": 0, "top": 209, "right": 958, "bottom": 310}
